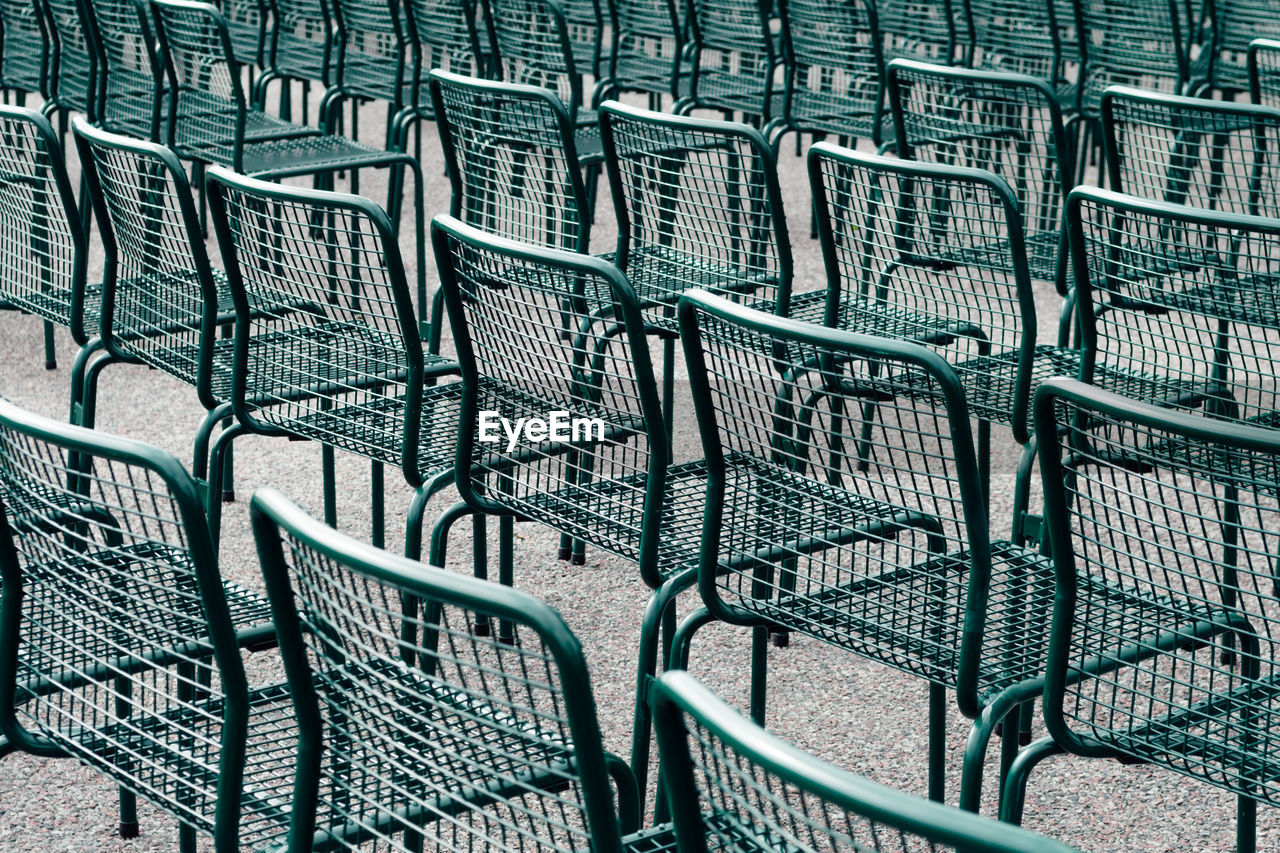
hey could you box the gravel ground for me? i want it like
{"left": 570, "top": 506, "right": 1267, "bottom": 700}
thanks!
{"left": 0, "top": 87, "right": 1274, "bottom": 852}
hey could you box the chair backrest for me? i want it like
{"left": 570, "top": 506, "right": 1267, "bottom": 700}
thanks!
{"left": 431, "top": 214, "right": 671, "bottom": 586}
{"left": 877, "top": 0, "right": 957, "bottom": 66}
{"left": 601, "top": 0, "right": 680, "bottom": 99}
{"left": 1067, "top": 185, "right": 1280, "bottom": 429}
{"left": 84, "top": 0, "right": 166, "bottom": 140}
{"left": 808, "top": 142, "right": 1039, "bottom": 440}
{"left": 403, "top": 0, "right": 481, "bottom": 108}
{"left": 1101, "top": 85, "right": 1280, "bottom": 217}
{"left": 484, "top": 0, "right": 584, "bottom": 116}
{"left": 0, "top": 0, "right": 47, "bottom": 93}
{"left": 250, "top": 486, "right": 634, "bottom": 853}
{"left": 72, "top": 117, "right": 222, "bottom": 409}
{"left": 0, "top": 397, "right": 259, "bottom": 843}
{"left": 653, "top": 670, "right": 1081, "bottom": 853}
{"left": 1073, "top": 0, "right": 1191, "bottom": 113}
{"left": 777, "top": 0, "right": 886, "bottom": 144}
{"left": 265, "top": 0, "right": 331, "bottom": 86}
{"left": 1210, "top": 0, "right": 1280, "bottom": 94}
{"left": 330, "top": 0, "right": 410, "bottom": 104}
{"left": 888, "top": 59, "right": 1071, "bottom": 289}
{"left": 40, "top": 0, "right": 95, "bottom": 113}
{"left": 962, "top": 0, "right": 1065, "bottom": 84}
{"left": 0, "top": 106, "right": 87, "bottom": 345}
{"left": 599, "top": 101, "right": 793, "bottom": 326}
{"left": 558, "top": 0, "right": 600, "bottom": 78}
{"left": 1249, "top": 37, "right": 1280, "bottom": 108}
{"left": 677, "top": 289, "right": 1000, "bottom": 712}
{"left": 683, "top": 0, "right": 778, "bottom": 118}
{"left": 1036, "top": 377, "right": 1280, "bottom": 809}
{"left": 221, "top": 0, "right": 264, "bottom": 66}
{"left": 205, "top": 166, "right": 426, "bottom": 481}
{"left": 430, "top": 70, "right": 591, "bottom": 254}
{"left": 152, "top": 0, "right": 251, "bottom": 168}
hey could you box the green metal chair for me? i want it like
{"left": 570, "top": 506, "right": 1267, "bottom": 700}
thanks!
{"left": 0, "top": 397, "right": 277, "bottom": 852}
{"left": 1003, "top": 378, "right": 1280, "bottom": 853}
{"left": 430, "top": 69, "right": 596, "bottom": 254}
{"left": 887, "top": 59, "right": 1075, "bottom": 295}
{"left": 653, "top": 670, "right": 1081, "bottom": 853}
{"left": 1205, "top": 0, "right": 1280, "bottom": 96}
{"left": 1249, "top": 37, "right": 1280, "bottom": 109}
{"left": 675, "top": 0, "right": 782, "bottom": 122}
{"left": 1101, "top": 86, "right": 1280, "bottom": 216}
{"left": 673, "top": 289, "right": 1058, "bottom": 812}
{"left": 251, "top": 487, "right": 676, "bottom": 853}
{"left": 0, "top": 105, "right": 87, "bottom": 372}
{"left": 596, "top": 0, "right": 682, "bottom": 104}
{"left": 204, "top": 165, "right": 463, "bottom": 555}
{"left": 0, "top": 0, "right": 48, "bottom": 98}
{"left": 429, "top": 213, "right": 708, "bottom": 807}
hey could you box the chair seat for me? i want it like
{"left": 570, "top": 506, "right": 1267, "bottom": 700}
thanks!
{"left": 786, "top": 89, "right": 893, "bottom": 144}
{"left": 180, "top": 130, "right": 412, "bottom": 178}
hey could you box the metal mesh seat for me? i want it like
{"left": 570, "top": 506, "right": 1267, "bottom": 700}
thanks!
{"left": 41, "top": 0, "right": 95, "bottom": 115}
{"left": 598, "top": 0, "right": 681, "bottom": 101}
{"left": 1001, "top": 378, "right": 1280, "bottom": 851}
{"left": 653, "top": 671, "right": 1081, "bottom": 853}
{"left": 0, "top": 0, "right": 47, "bottom": 94}
{"left": 0, "top": 398, "right": 276, "bottom": 849}
{"left": 674, "top": 289, "right": 1056, "bottom": 810}
{"left": 677, "top": 0, "right": 782, "bottom": 121}
{"left": 206, "top": 167, "right": 460, "bottom": 549}
{"left": 1069, "top": 186, "right": 1280, "bottom": 440}
{"left": 0, "top": 106, "right": 86, "bottom": 370}
{"left": 431, "top": 70, "right": 594, "bottom": 255}
{"left": 888, "top": 59, "right": 1073, "bottom": 294}
{"left": 1250, "top": 38, "right": 1280, "bottom": 109}
{"left": 599, "top": 101, "right": 792, "bottom": 332}
{"left": 251, "top": 488, "right": 675, "bottom": 853}
{"left": 1206, "top": 0, "right": 1280, "bottom": 95}
{"left": 1101, "top": 86, "right": 1280, "bottom": 217}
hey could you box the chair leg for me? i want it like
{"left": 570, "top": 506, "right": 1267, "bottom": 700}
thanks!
{"left": 178, "top": 823, "right": 197, "bottom": 853}
{"left": 43, "top": 320, "right": 56, "bottom": 370}
{"left": 68, "top": 339, "right": 106, "bottom": 426}
{"left": 997, "top": 735, "right": 1064, "bottom": 825}
{"left": 1238, "top": 793, "right": 1257, "bottom": 853}
{"left": 322, "top": 443, "right": 337, "bottom": 527}
{"left": 371, "top": 460, "right": 384, "bottom": 550}
{"left": 959, "top": 687, "right": 1039, "bottom": 814}
{"left": 403, "top": 469, "right": 457, "bottom": 561}
{"left": 928, "top": 682, "right": 946, "bottom": 803}
{"left": 206, "top": 423, "right": 247, "bottom": 555}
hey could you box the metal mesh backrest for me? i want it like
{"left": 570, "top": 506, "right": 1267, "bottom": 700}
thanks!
{"left": 42, "top": 0, "right": 94, "bottom": 111}
{"left": 685, "top": 0, "right": 775, "bottom": 116}
{"left": 1102, "top": 88, "right": 1280, "bottom": 217}
{"left": 877, "top": 0, "right": 955, "bottom": 65}
{"left": 653, "top": 671, "right": 1081, "bottom": 853}
{"left": 559, "top": 0, "right": 599, "bottom": 77}
{"left": 888, "top": 61, "right": 1069, "bottom": 286}
{"left": 221, "top": 0, "right": 263, "bottom": 65}
{"left": 0, "top": 399, "right": 250, "bottom": 838}
{"left": 601, "top": 103, "right": 792, "bottom": 323}
{"left": 1250, "top": 39, "right": 1280, "bottom": 109}
{"left": 604, "top": 0, "right": 679, "bottom": 98}
{"left": 0, "top": 107, "right": 85, "bottom": 342}
{"left": 0, "top": 0, "right": 46, "bottom": 92}
{"left": 1211, "top": 0, "right": 1280, "bottom": 93}
{"left": 1069, "top": 187, "right": 1280, "bottom": 429}
{"left": 779, "top": 0, "right": 882, "bottom": 141}
{"left": 331, "top": 0, "right": 407, "bottom": 103}
{"left": 1036, "top": 379, "right": 1280, "bottom": 808}
{"left": 809, "top": 145, "right": 1036, "bottom": 431}
{"left": 153, "top": 0, "right": 248, "bottom": 165}
{"left": 678, "top": 292, "right": 992, "bottom": 689}
{"left": 964, "top": 0, "right": 1063, "bottom": 82}
{"left": 404, "top": 0, "right": 479, "bottom": 105}
{"left": 73, "top": 120, "right": 221, "bottom": 405}
{"left": 1073, "top": 0, "right": 1188, "bottom": 113}
{"left": 267, "top": 0, "right": 330, "bottom": 84}
{"left": 207, "top": 169, "right": 423, "bottom": 474}
{"left": 252, "top": 490, "right": 628, "bottom": 853}
{"left": 433, "top": 215, "right": 667, "bottom": 573}
{"left": 431, "top": 71, "right": 589, "bottom": 253}
{"left": 86, "top": 0, "right": 165, "bottom": 139}
{"left": 485, "top": 0, "right": 582, "bottom": 115}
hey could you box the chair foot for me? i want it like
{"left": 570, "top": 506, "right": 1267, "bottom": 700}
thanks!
{"left": 474, "top": 620, "right": 491, "bottom": 637}
{"left": 571, "top": 552, "right": 585, "bottom": 565}
{"left": 45, "top": 360, "right": 57, "bottom": 371}
{"left": 557, "top": 546, "right": 572, "bottom": 560}
{"left": 222, "top": 488, "right": 236, "bottom": 503}
{"left": 770, "top": 628, "right": 790, "bottom": 647}
{"left": 119, "top": 821, "right": 140, "bottom": 838}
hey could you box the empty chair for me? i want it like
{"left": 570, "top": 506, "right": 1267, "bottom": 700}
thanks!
{"left": 653, "top": 670, "right": 1081, "bottom": 852}
{"left": 0, "top": 397, "right": 276, "bottom": 851}
{"left": 205, "top": 166, "right": 463, "bottom": 553}
{"left": 0, "top": 106, "right": 86, "bottom": 372}
{"left": 887, "top": 59, "right": 1075, "bottom": 294}
{"left": 251, "top": 487, "right": 672, "bottom": 852}
{"left": 1205, "top": 0, "right": 1280, "bottom": 96}
{"left": 429, "top": 214, "right": 707, "bottom": 804}
{"left": 1004, "top": 378, "right": 1280, "bottom": 853}
{"left": 597, "top": 0, "right": 682, "bottom": 103}
{"left": 0, "top": 0, "right": 47, "bottom": 97}
{"left": 676, "top": 0, "right": 782, "bottom": 121}
{"left": 673, "top": 288, "right": 1058, "bottom": 811}
{"left": 1101, "top": 86, "right": 1280, "bottom": 215}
